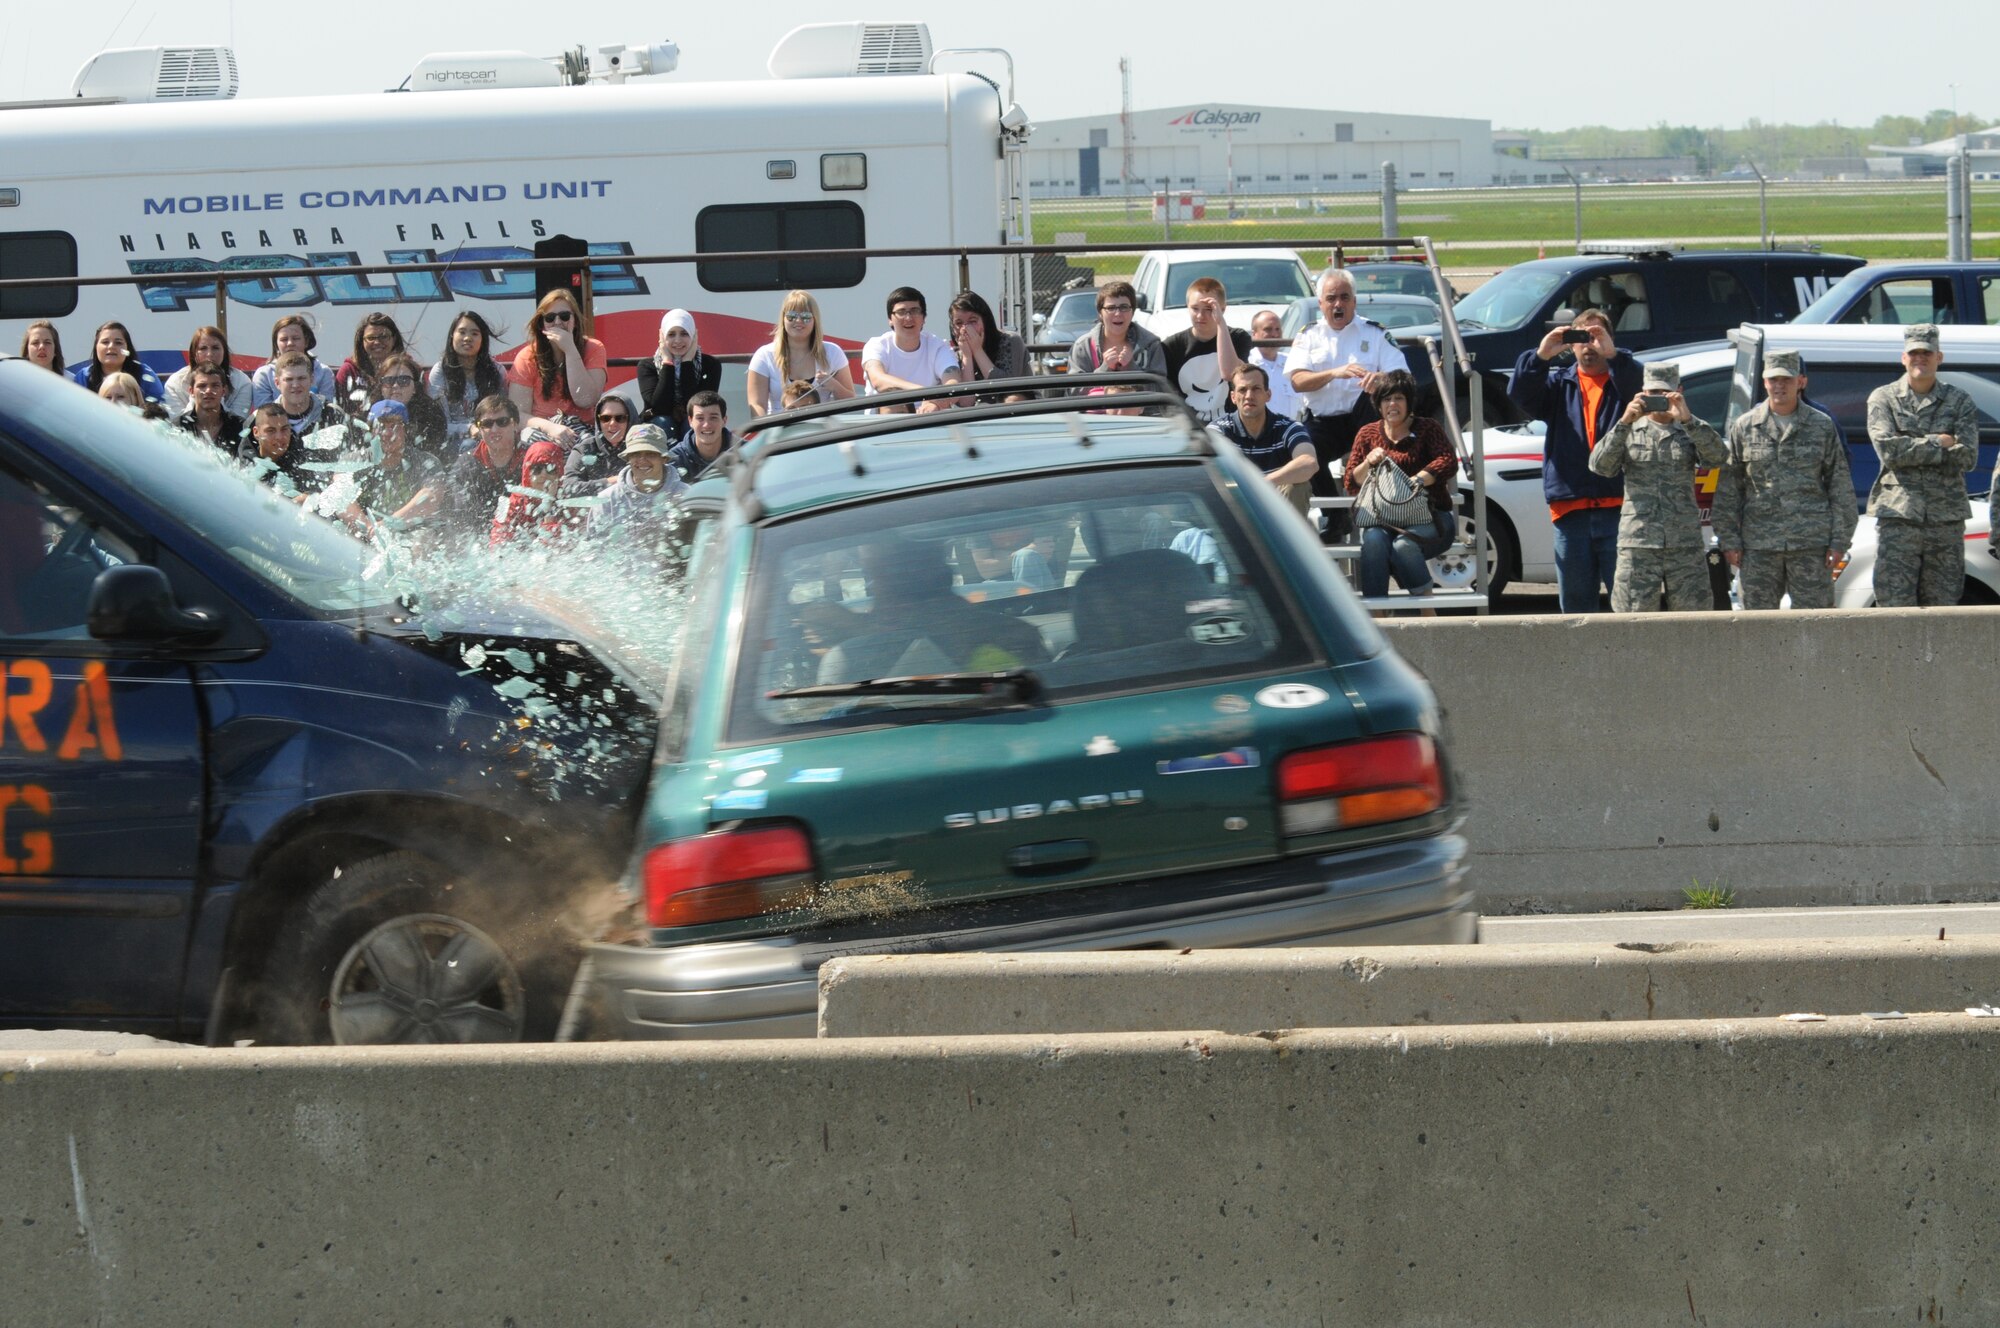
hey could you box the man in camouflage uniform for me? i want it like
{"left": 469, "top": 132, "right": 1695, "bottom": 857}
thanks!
{"left": 1866, "top": 324, "right": 1979, "bottom": 606}
{"left": 1588, "top": 361, "right": 1725, "bottom": 611}
{"left": 1713, "top": 350, "right": 1856, "bottom": 609}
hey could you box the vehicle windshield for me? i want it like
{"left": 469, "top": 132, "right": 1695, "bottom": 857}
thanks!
{"left": 731, "top": 464, "right": 1316, "bottom": 740}
{"left": 1048, "top": 291, "right": 1099, "bottom": 333}
{"left": 12, "top": 381, "right": 401, "bottom": 614}
{"left": 1452, "top": 266, "right": 1569, "bottom": 330}
{"left": 1359, "top": 299, "right": 1438, "bottom": 331}
{"left": 1165, "top": 259, "right": 1312, "bottom": 307}
{"left": 1350, "top": 265, "right": 1440, "bottom": 299}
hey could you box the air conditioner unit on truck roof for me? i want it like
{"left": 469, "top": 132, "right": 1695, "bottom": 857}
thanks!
{"left": 71, "top": 46, "right": 240, "bottom": 103}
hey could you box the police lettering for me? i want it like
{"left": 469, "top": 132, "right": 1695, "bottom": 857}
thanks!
{"left": 1, "top": 660, "right": 123, "bottom": 761}
{"left": 0, "top": 784, "right": 54, "bottom": 875}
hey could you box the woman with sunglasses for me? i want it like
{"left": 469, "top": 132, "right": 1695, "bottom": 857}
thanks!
{"left": 508, "top": 289, "right": 606, "bottom": 423}
{"left": 334, "top": 312, "right": 408, "bottom": 406}
{"left": 747, "top": 290, "right": 855, "bottom": 417}
{"left": 427, "top": 311, "right": 506, "bottom": 451}
{"left": 164, "top": 324, "right": 255, "bottom": 419}
{"left": 68, "top": 321, "right": 166, "bottom": 403}
{"left": 636, "top": 309, "right": 721, "bottom": 435}
{"left": 368, "top": 351, "right": 452, "bottom": 462}
{"left": 560, "top": 395, "right": 638, "bottom": 498}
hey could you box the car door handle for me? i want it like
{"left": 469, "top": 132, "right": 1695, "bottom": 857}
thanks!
{"left": 1005, "top": 839, "right": 1097, "bottom": 875}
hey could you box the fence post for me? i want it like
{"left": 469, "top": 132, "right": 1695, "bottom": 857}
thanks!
{"left": 1743, "top": 160, "right": 1770, "bottom": 250}
{"left": 212, "top": 278, "right": 228, "bottom": 340}
{"left": 1559, "top": 165, "right": 1582, "bottom": 250}
{"left": 1947, "top": 154, "right": 1968, "bottom": 262}
{"left": 1380, "top": 163, "right": 1399, "bottom": 240}
{"left": 957, "top": 250, "right": 972, "bottom": 294}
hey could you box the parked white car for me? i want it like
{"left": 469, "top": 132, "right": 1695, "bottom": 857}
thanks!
{"left": 1130, "top": 248, "right": 1313, "bottom": 341}
{"left": 1833, "top": 503, "right": 2000, "bottom": 606}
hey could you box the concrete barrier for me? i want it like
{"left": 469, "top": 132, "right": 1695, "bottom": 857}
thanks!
{"left": 1380, "top": 607, "right": 2000, "bottom": 911}
{"left": 817, "top": 937, "right": 2000, "bottom": 1037}
{"left": 5, "top": 1021, "right": 1997, "bottom": 1324}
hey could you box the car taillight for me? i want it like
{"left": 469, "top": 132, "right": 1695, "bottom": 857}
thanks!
{"left": 644, "top": 824, "right": 816, "bottom": 927}
{"left": 1274, "top": 734, "right": 1443, "bottom": 837}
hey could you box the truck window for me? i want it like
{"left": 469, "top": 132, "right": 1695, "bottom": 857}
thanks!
{"left": 0, "top": 467, "right": 139, "bottom": 641}
{"left": 1680, "top": 267, "right": 1755, "bottom": 329}
{"left": 695, "top": 202, "right": 866, "bottom": 293}
{"left": 0, "top": 231, "right": 79, "bottom": 319}
{"left": 1561, "top": 271, "right": 1649, "bottom": 334}
{"left": 1980, "top": 276, "right": 2000, "bottom": 326}
{"left": 1838, "top": 278, "right": 1956, "bottom": 326}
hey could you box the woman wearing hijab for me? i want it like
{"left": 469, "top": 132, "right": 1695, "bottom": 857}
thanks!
{"left": 636, "top": 309, "right": 722, "bottom": 436}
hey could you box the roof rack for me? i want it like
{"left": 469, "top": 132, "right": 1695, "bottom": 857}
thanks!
{"left": 730, "top": 371, "right": 1207, "bottom": 519}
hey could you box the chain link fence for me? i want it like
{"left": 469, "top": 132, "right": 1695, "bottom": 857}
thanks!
{"left": 1028, "top": 177, "right": 1997, "bottom": 302}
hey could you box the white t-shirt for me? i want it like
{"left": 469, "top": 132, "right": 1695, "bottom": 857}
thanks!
{"left": 1250, "top": 348, "right": 1301, "bottom": 421}
{"left": 748, "top": 342, "right": 851, "bottom": 404}
{"left": 1286, "top": 317, "right": 1409, "bottom": 416}
{"left": 860, "top": 330, "right": 959, "bottom": 393}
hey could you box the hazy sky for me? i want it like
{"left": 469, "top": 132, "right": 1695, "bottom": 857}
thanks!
{"left": 2, "top": 0, "right": 1994, "bottom": 134}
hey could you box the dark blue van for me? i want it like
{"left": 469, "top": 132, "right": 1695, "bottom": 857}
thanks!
{"left": 0, "top": 360, "right": 656, "bottom": 1045}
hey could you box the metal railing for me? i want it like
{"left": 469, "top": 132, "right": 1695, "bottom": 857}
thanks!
{"left": 1, "top": 233, "right": 1488, "bottom": 611}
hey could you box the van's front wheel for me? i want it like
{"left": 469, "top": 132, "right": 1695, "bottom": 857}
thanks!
{"left": 260, "top": 851, "right": 562, "bottom": 1045}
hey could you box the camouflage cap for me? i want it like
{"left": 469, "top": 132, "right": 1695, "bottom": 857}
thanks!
{"left": 1762, "top": 349, "right": 1802, "bottom": 378}
{"left": 1641, "top": 362, "right": 1680, "bottom": 391}
{"left": 1904, "top": 322, "right": 1941, "bottom": 352}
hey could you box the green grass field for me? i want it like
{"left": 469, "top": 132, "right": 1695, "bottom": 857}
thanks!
{"left": 1033, "top": 180, "right": 2000, "bottom": 276}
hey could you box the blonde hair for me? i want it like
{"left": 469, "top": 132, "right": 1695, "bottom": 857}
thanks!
{"left": 770, "top": 289, "right": 828, "bottom": 380}
{"left": 98, "top": 372, "right": 144, "bottom": 407}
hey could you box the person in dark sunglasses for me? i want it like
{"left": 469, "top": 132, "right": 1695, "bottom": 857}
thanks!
{"left": 508, "top": 290, "right": 607, "bottom": 422}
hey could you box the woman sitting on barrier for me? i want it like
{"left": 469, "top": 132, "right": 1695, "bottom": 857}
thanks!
{"left": 250, "top": 315, "right": 337, "bottom": 408}
{"left": 508, "top": 289, "right": 607, "bottom": 423}
{"left": 19, "top": 321, "right": 64, "bottom": 374}
{"left": 1344, "top": 370, "right": 1458, "bottom": 614}
{"left": 68, "top": 321, "right": 165, "bottom": 403}
{"left": 748, "top": 290, "right": 856, "bottom": 417}
{"left": 947, "top": 290, "right": 1029, "bottom": 404}
{"left": 637, "top": 309, "right": 722, "bottom": 434}
{"left": 335, "top": 312, "right": 409, "bottom": 407}
{"left": 164, "top": 324, "right": 254, "bottom": 419}
{"left": 428, "top": 311, "right": 506, "bottom": 452}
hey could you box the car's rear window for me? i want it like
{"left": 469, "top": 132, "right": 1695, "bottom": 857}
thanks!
{"left": 727, "top": 464, "right": 1318, "bottom": 740}
{"left": 1165, "top": 260, "right": 1312, "bottom": 308}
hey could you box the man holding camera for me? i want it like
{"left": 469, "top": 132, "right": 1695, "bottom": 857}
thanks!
{"left": 1713, "top": 350, "right": 1854, "bottom": 610}
{"left": 1587, "top": 362, "right": 1725, "bottom": 612}
{"left": 1511, "top": 310, "right": 1644, "bottom": 613}
{"left": 1865, "top": 324, "right": 1979, "bottom": 607}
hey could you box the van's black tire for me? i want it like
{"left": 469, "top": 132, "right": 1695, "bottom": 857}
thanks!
{"left": 258, "top": 850, "right": 573, "bottom": 1046}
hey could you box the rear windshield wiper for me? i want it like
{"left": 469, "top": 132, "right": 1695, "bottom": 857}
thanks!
{"left": 768, "top": 669, "right": 1043, "bottom": 705}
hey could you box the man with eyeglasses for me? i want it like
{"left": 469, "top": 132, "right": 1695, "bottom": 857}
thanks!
{"left": 1067, "top": 281, "right": 1165, "bottom": 379}
{"left": 393, "top": 394, "right": 523, "bottom": 539}
{"left": 861, "top": 286, "right": 961, "bottom": 413}
{"left": 1287, "top": 269, "right": 1409, "bottom": 541}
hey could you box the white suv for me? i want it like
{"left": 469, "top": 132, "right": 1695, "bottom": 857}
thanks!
{"left": 1441, "top": 323, "right": 2000, "bottom": 604}
{"left": 1130, "top": 248, "right": 1313, "bottom": 340}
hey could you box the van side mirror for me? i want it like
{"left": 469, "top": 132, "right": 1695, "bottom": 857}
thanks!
{"left": 88, "top": 565, "right": 220, "bottom": 644}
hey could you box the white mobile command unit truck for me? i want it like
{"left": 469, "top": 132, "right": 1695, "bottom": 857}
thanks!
{"left": 0, "top": 23, "right": 1032, "bottom": 393}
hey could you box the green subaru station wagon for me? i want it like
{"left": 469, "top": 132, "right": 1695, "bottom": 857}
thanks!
{"left": 570, "top": 375, "right": 1472, "bottom": 1039}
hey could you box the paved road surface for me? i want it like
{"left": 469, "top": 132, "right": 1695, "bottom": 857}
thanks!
{"left": 1483, "top": 901, "right": 2000, "bottom": 944}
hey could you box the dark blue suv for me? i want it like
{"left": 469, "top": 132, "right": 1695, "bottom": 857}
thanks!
{"left": 0, "top": 360, "right": 656, "bottom": 1045}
